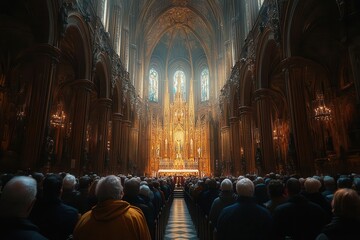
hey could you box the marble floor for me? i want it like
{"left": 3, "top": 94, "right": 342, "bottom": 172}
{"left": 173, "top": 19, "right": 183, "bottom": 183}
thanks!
{"left": 164, "top": 189, "right": 198, "bottom": 240}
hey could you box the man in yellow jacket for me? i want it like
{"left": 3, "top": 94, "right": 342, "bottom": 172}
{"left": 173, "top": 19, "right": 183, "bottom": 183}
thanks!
{"left": 73, "top": 175, "right": 151, "bottom": 240}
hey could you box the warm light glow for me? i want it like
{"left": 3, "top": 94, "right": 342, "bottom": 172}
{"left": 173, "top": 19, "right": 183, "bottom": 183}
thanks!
{"left": 50, "top": 104, "right": 66, "bottom": 128}
{"left": 314, "top": 93, "right": 332, "bottom": 121}
{"left": 273, "top": 119, "right": 283, "bottom": 140}
{"left": 16, "top": 105, "right": 26, "bottom": 120}
{"left": 254, "top": 128, "right": 260, "bottom": 144}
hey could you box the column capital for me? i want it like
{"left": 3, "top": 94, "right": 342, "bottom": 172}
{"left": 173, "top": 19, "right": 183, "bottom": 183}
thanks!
{"left": 254, "top": 88, "right": 274, "bottom": 101}
{"left": 221, "top": 126, "right": 230, "bottom": 131}
{"left": 97, "top": 98, "right": 112, "bottom": 109}
{"left": 19, "top": 44, "right": 61, "bottom": 64}
{"left": 112, "top": 113, "right": 123, "bottom": 121}
{"left": 230, "top": 117, "right": 238, "bottom": 123}
{"left": 239, "top": 106, "right": 252, "bottom": 114}
{"left": 60, "top": 79, "right": 95, "bottom": 92}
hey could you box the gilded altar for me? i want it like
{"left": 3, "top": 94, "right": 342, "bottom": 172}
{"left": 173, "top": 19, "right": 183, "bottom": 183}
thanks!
{"left": 148, "top": 73, "right": 210, "bottom": 177}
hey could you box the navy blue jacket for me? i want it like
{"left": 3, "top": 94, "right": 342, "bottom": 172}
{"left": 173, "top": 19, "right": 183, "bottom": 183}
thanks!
{"left": 272, "top": 194, "right": 327, "bottom": 240}
{"left": 217, "top": 196, "right": 272, "bottom": 240}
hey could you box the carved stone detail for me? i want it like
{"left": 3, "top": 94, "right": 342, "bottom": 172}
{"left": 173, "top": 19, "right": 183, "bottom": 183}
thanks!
{"left": 259, "top": 0, "right": 281, "bottom": 43}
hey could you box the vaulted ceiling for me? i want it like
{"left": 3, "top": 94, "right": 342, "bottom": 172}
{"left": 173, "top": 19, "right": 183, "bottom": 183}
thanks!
{"left": 134, "top": 0, "right": 225, "bottom": 76}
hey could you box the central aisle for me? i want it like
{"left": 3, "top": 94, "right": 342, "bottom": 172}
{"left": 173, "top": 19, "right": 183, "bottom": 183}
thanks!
{"left": 164, "top": 189, "right": 198, "bottom": 240}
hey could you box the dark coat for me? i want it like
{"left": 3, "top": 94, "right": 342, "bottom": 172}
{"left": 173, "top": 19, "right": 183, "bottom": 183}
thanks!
{"left": 319, "top": 216, "right": 360, "bottom": 240}
{"left": 272, "top": 194, "right": 328, "bottom": 240}
{"left": 30, "top": 197, "right": 79, "bottom": 240}
{"left": 209, "top": 190, "right": 237, "bottom": 226}
{"left": 302, "top": 191, "right": 332, "bottom": 222}
{"left": 217, "top": 196, "right": 272, "bottom": 240}
{"left": 0, "top": 218, "right": 48, "bottom": 240}
{"left": 199, "top": 188, "right": 220, "bottom": 215}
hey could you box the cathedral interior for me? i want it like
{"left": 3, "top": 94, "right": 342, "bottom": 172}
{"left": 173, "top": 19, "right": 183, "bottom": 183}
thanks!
{"left": 0, "top": 0, "right": 359, "bottom": 177}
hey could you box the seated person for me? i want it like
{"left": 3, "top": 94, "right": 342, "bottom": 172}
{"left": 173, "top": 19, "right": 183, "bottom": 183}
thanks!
{"left": 217, "top": 178, "right": 272, "bottom": 240}
{"left": 30, "top": 174, "right": 79, "bottom": 240}
{"left": 73, "top": 175, "right": 151, "bottom": 240}
{"left": 317, "top": 188, "right": 360, "bottom": 239}
{"left": 0, "top": 176, "right": 47, "bottom": 240}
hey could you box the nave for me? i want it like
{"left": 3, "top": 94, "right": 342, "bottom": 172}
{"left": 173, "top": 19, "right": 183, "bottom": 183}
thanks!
{"left": 164, "top": 188, "right": 198, "bottom": 240}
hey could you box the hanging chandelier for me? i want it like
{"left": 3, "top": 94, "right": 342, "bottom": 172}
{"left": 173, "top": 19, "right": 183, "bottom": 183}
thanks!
{"left": 314, "top": 93, "right": 332, "bottom": 121}
{"left": 50, "top": 104, "right": 66, "bottom": 128}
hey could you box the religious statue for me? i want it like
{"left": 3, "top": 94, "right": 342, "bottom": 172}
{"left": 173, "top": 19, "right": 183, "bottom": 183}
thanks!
{"left": 175, "top": 139, "right": 182, "bottom": 158}
{"left": 156, "top": 144, "right": 160, "bottom": 157}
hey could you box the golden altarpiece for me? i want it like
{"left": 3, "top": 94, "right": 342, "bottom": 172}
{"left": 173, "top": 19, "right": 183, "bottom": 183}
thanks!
{"left": 148, "top": 75, "right": 210, "bottom": 177}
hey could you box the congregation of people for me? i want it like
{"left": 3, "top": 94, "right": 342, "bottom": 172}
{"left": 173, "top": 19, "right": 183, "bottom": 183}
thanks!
{"left": 0, "top": 171, "right": 173, "bottom": 240}
{"left": 0, "top": 170, "right": 360, "bottom": 240}
{"left": 184, "top": 173, "right": 360, "bottom": 240}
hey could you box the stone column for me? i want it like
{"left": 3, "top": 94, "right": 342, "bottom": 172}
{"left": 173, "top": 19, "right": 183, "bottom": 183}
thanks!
{"left": 285, "top": 67, "right": 314, "bottom": 175}
{"left": 111, "top": 113, "right": 123, "bottom": 172}
{"left": 239, "top": 106, "right": 254, "bottom": 173}
{"left": 120, "top": 120, "right": 131, "bottom": 174}
{"left": 255, "top": 89, "right": 276, "bottom": 174}
{"left": 94, "top": 98, "right": 112, "bottom": 174}
{"left": 22, "top": 44, "right": 60, "bottom": 169}
{"left": 221, "top": 126, "right": 230, "bottom": 175}
{"left": 69, "top": 79, "right": 93, "bottom": 174}
{"left": 230, "top": 117, "right": 240, "bottom": 175}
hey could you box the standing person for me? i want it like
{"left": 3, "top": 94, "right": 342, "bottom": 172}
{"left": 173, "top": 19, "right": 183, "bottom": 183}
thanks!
{"left": 217, "top": 178, "right": 272, "bottom": 239}
{"left": 0, "top": 176, "right": 47, "bottom": 240}
{"left": 73, "top": 175, "right": 151, "bottom": 240}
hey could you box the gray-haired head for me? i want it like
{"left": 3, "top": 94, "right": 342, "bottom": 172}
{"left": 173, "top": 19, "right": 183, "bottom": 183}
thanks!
{"left": 124, "top": 177, "right": 140, "bottom": 197}
{"left": 62, "top": 174, "right": 77, "bottom": 191}
{"left": 220, "top": 178, "right": 233, "bottom": 191}
{"left": 304, "top": 177, "right": 322, "bottom": 193}
{"left": 139, "top": 185, "right": 151, "bottom": 198}
{"left": 236, "top": 178, "right": 254, "bottom": 197}
{"left": 0, "top": 176, "right": 37, "bottom": 218}
{"left": 96, "top": 175, "right": 123, "bottom": 202}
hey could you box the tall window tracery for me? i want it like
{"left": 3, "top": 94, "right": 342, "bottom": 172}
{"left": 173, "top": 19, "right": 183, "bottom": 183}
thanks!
{"left": 173, "top": 70, "right": 186, "bottom": 99}
{"left": 201, "top": 68, "right": 209, "bottom": 102}
{"left": 99, "top": 0, "right": 108, "bottom": 28}
{"left": 258, "top": 0, "right": 264, "bottom": 9}
{"left": 149, "top": 68, "right": 159, "bottom": 102}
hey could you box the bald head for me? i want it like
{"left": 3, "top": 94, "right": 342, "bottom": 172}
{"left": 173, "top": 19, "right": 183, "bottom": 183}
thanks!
{"left": 0, "top": 176, "right": 37, "bottom": 218}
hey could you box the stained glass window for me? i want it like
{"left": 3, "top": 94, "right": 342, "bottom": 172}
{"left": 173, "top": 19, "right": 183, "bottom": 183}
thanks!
{"left": 173, "top": 70, "right": 186, "bottom": 99}
{"left": 201, "top": 68, "right": 209, "bottom": 101}
{"left": 149, "top": 68, "right": 158, "bottom": 102}
{"left": 258, "top": 0, "right": 264, "bottom": 9}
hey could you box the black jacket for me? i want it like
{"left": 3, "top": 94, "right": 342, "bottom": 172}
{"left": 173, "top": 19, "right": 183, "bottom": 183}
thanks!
{"left": 30, "top": 197, "right": 79, "bottom": 240}
{"left": 0, "top": 217, "right": 48, "bottom": 240}
{"left": 272, "top": 194, "right": 327, "bottom": 240}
